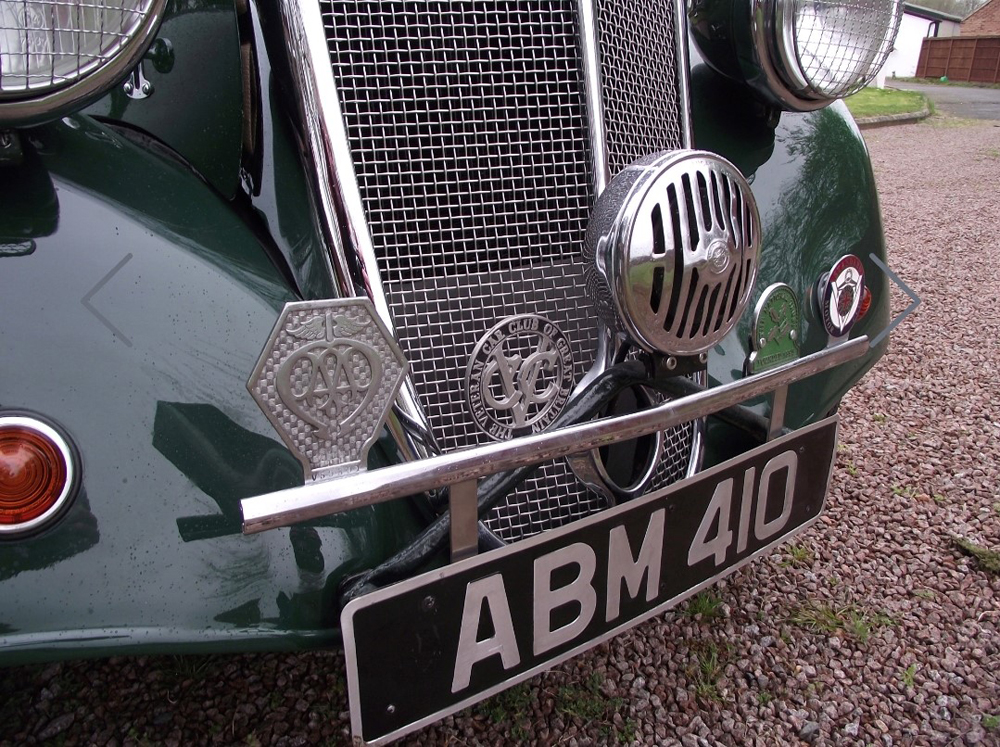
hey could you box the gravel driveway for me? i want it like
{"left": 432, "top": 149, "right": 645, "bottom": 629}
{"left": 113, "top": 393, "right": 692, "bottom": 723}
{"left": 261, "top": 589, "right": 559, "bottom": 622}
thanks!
{"left": 2, "top": 118, "right": 999, "bottom": 747}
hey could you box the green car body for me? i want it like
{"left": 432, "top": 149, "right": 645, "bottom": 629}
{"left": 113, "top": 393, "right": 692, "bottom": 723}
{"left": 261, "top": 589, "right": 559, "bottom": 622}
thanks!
{"left": 0, "top": 0, "right": 889, "bottom": 665}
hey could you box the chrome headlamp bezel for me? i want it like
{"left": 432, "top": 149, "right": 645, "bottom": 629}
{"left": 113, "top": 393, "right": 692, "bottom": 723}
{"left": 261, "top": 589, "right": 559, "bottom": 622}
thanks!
{"left": 691, "top": 0, "right": 904, "bottom": 113}
{"left": 762, "top": 0, "right": 903, "bottom": 106}
{"left": 0, "top": 0, "right": 167, "bottom": 127}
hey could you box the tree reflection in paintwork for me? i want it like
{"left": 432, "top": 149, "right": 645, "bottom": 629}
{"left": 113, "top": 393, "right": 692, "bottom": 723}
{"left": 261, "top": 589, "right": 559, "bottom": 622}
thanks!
{"left": 693, "top": 64, "right": 888, "bottom": 431}
{"left": 761, "top": 107, "right": 874, "bottom": 315}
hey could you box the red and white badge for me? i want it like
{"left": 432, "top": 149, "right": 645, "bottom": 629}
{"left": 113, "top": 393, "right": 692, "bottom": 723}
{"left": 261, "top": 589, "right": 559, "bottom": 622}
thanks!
{"left": 819, "top": 254, "right": 865, "bottom": 338}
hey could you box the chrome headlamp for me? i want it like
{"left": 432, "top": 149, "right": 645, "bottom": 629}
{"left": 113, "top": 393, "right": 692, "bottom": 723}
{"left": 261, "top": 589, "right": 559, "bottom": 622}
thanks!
{"left": 691, "top": 0, "right": 904, "bottom": 111}
{"left": 0, "top": 0, "right": 166, "bottom": 126}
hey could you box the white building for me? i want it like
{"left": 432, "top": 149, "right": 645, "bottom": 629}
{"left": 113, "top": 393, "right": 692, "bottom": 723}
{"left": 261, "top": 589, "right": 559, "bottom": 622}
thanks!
{"left": 881, "top": 3, "right": 964, "bottom": 82}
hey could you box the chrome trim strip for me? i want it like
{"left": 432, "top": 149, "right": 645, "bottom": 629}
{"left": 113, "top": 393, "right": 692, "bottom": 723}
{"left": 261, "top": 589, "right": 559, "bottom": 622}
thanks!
{"left": 242, "top": 337, "right": 868, "bottom": 533}
{"left": 685, "top": 371, "right": 707, "bottom": 478}
{"left": 0, "top": 0, "right": 168, "bottom": 127}
{"left": 449, "top": 481, "right": 479, "bottom": 562}
{"left": 279, "top": 0, "right": 375, "bottom": 300}
{"left": 341, "top": 414, "right": 838, "bottom": 746}
{"left": 0, "top": 417, "right": 75, "bottom": 536}
{"left": 674, "top": 0, "right": 695, "bottom": 149}
{"left": 578, "top": 0, "right": 611, "bottom": 196}
{"left": 570, "top": 1, "right": 616, "bottom": 494}
{"left": 277, "top": 0, "right": 434, "bottom": 463}
{"left": 768, "top": 386, "right": 789, "bottom": 440}
{"left": 747, "top": 0, "right": 829, "bottom": 111}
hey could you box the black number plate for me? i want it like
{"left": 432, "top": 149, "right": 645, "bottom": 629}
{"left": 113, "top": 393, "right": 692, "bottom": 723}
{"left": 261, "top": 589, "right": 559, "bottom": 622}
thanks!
{"left": 343, "top": 416, "right": 838, "bottom": 744}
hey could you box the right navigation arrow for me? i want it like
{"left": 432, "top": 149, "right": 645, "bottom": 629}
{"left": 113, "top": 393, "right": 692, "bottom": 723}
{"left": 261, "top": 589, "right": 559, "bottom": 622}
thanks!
{"left": 867, "top": 253, "right": 920, "bottom": 348}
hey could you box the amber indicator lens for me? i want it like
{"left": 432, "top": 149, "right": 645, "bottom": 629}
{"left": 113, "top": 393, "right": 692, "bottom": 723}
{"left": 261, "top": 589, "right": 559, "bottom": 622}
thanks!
{"left": 0, "top": 424, "right": 69, "bottom": 526}
{"left": 858, "top": 287, "right": 873, "bottom": 321}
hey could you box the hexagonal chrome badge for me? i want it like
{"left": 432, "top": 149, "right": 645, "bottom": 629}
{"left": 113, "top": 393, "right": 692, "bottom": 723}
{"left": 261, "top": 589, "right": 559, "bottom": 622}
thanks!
{"left": 248, "top": 299, "right": 408, "bottom": 480}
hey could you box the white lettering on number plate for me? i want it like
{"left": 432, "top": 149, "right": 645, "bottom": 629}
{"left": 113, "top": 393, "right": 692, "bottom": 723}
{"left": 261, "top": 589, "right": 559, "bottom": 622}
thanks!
{"left": 450, "top": 449, "right": 799, "bottom": 695}
{"left": 688, "top": 449, "right": 797, "bottom": 567}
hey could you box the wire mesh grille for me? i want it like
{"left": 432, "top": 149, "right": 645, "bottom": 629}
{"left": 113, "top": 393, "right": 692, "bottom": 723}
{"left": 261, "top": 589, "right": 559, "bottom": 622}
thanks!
{"left": 596, "top": 0, "right": 686, "bottom": 175}
{"left": 792, "top": 0, "right": 903, "bottom": 98}
{"left": 0, "top": 1, "right": 154, "bottom": 94}
{"left": 654, "top": 417, "right": 695, "bottom": 484}
{"left": 321, "top": 0, "right": 693, "bottom": 542}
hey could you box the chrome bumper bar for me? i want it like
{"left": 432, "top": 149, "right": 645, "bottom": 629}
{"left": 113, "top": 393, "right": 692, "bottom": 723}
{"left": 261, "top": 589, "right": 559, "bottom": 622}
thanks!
{"left": 241, "top": 337, "right": 868, "bottom": 536}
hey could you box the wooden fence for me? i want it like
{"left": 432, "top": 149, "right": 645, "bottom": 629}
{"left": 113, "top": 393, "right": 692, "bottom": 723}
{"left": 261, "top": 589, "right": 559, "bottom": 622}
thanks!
{"left": 916, "top": 36, "right": 1000, "bottom": 84}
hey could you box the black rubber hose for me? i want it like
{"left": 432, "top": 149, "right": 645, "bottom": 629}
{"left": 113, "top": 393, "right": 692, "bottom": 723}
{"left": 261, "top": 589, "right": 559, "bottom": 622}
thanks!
{"left": 652, "top": 377, "right": 773, "bottom": 441}
{"left": 341, "top": 359, "right": 652, "bottom": 604}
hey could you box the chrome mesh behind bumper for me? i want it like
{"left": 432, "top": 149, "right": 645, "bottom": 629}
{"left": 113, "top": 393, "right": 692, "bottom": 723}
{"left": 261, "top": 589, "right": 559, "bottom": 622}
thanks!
{"left": 320, "top": 0, "right": 689, "bottom": 542}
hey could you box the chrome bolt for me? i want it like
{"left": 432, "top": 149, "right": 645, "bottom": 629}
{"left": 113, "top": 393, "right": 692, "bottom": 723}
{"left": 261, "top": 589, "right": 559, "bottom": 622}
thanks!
{"left": 698, "top": 352, "right": 708, "bottom": 364}
{"left": 665, "top": 357, "right": 677, "bottom": 371}
{"left": 123, "top": 81, "right": 134, "bottom": 95}
{"left": 421, "top": 595, "right": 436, "bottom": 612}
{"left": 140, "top": 82, "right": 153, "bottom": 96}
{"left": 759, "top": 337, "right": 767, "bottom": 348}
{"left": 789, "top": 330, "right": 797, "bottom": 341}
{"left": 387, "top": 704, "right": 396, "bottom": 715}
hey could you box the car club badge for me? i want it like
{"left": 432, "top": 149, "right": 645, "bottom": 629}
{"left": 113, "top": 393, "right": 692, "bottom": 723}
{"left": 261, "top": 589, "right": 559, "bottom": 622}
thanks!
{"left": 747, "top": 283, "right": 800, "bottom": 374}
{"left": 818, "top": 254, "right": 866, "bottom": 339}
{"left": 248, "top": 299, "right": 408, "bottom": 480}
{"left": 465, "top": 314, "right": 575, "bottom": 441}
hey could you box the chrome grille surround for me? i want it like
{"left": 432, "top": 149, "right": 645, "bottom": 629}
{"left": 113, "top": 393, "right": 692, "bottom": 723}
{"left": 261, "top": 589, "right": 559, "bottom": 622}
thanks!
{"left": 296, "top": 0, "right": 696, "bottom": 542}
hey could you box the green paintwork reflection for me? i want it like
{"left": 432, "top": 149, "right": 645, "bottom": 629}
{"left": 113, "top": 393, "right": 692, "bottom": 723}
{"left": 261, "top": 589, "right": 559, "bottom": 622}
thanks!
{"left": 85, "top": 0, "right": 338, "bottom": 301}
{"left": 690, "top": 54, "right": 889, "bottom": 465}
{"left": 0, "top": 117, "right": 422, "bottom": 664}
{"left": 83, "top": 0, "right": 244, "bottom": 199}
{"left": 0, "top": 492, "right": 99, "bottom": 584}
{"left": 153, "top": 401, "right": 303, "bottom": 542}
{"left": 0, "top": 145, "right": 58, "bottom": 241}
{"left": 245, "top": 10, "right": 337, "bottom": 301}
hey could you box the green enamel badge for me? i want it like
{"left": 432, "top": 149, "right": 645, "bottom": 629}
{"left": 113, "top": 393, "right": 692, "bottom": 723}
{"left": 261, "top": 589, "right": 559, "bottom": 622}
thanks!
{"left": 748, "top": 283, "right": 800, "bottom": 374}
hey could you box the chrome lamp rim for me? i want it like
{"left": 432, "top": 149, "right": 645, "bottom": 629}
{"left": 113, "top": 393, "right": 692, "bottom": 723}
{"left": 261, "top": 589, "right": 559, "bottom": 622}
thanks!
{"left": 749, "top": 0, "right": 902, "bottom": 111}
{"left": 0, "top": 0, "right": 168, "bottom": 127}
{"left": 0, "top": 415, "right": 77, "bottom": 537}
{"left": 749, "top": 0, "right": 830, "bottom": 110}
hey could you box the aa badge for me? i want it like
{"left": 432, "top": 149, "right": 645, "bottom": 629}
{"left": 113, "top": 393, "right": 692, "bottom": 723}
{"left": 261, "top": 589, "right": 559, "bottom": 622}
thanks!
{"left": 248, "top": 299, "right": 408, "bottom": 480}
{"left": 747, "top": 283, "right": 800, "bottom": 374}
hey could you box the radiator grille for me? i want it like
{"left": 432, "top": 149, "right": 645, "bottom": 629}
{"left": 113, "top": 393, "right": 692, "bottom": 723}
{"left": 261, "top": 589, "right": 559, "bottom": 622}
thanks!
{"left": 597, "top": 0, "right": 687, "bottom": 174}
{"left": 320, "top": 0, "right": 690, "bottom": 542}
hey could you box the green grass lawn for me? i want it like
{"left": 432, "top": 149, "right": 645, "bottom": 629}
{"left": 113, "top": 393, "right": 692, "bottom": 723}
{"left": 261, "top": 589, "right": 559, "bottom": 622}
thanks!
{"left": 844, "top": 87, "right": 928, "bottom": 118}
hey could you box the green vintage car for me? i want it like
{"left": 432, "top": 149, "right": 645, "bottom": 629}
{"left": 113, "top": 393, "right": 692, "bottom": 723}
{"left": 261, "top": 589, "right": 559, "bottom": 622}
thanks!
{"left": 0, "top": 0, "right": 902, "bottom": 741}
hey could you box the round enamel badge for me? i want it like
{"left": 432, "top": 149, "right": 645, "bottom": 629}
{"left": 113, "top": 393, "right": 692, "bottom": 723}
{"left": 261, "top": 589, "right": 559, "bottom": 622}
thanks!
{"left": 465, "top": 315, "right": 575, "bottom": 441}
{"left": 747, "top": 283, "right": 800, "bottom": 374}
{"left": 819, "top": 254, "right": 865, "bottom": 338}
